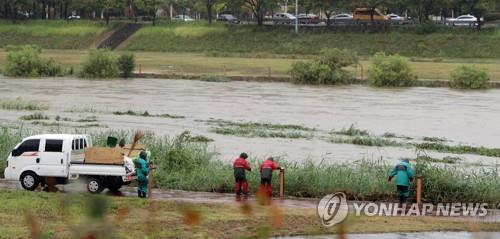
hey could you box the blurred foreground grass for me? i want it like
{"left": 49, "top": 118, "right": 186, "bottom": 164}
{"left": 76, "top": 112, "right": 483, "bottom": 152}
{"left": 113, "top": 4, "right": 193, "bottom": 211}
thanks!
{"left": 0, "top": 190, "right": 500, "bottom": 239}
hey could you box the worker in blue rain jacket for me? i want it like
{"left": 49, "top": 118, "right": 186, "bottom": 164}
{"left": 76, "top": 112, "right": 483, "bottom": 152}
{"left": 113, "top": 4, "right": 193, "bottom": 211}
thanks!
{"left": 388, "top": 158, "right": 414, "bottom": 204}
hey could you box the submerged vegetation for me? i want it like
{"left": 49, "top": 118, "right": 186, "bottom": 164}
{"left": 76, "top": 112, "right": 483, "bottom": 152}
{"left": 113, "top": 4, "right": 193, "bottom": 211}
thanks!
{"left": 416, "top": 142, "right": 500, "bottom": 158}
{"left": 0, "top": 98, "right": 48, "bottom": 111}
{"left": 112, "top": 110, "right": 185, "bottom": 119}
{"left": 19, "top": 113, "right": 49, "bottom": 121}
{"left": 328, "top": 136, "right": 404, "bottom": 147}
{"left": 333, "top": 124, "right": 369, "bottom": 136}
{"left": 204, "top": 119, "right": 314, "bottom": 139}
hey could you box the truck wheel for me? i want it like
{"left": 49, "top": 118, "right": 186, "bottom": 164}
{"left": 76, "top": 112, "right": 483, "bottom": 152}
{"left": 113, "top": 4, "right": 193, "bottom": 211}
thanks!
{"left": 87, "top": 177, "right": 104, "bottom": 194}
{"left": 107, "top": 176, "right": 123, "bottom": 192}
{"left": 20, "top": 172, "right": 40, "bottom": 191}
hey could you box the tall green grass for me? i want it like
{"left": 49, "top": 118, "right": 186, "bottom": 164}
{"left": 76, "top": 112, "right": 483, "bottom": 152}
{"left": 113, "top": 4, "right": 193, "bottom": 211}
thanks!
{"left": 0, "top": 20, "right": 110, "bottom": 49}
{"left": 2, "top": 128, "right": 499, "bottom": 204}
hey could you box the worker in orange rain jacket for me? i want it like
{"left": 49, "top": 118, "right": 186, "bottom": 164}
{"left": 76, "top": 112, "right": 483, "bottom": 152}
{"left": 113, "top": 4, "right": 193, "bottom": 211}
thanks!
{"left": 259, "top": 157, "right": 282, "bottom": 197}
{"left": 233, "top": 153, "right": 252, "bottom": 196}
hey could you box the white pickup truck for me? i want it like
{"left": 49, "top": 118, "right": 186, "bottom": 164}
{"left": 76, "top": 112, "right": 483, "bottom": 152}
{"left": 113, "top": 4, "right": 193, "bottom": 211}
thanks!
{"left": 3, "top": 134, "right": 136, "bottom": 193}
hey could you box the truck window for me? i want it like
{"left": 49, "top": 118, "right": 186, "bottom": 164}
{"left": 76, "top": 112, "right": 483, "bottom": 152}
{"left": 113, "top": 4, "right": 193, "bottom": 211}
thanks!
{"left": 83, "top": 139, "right": 87, "bottom": 148}
{"left": 17, "top": 139, "right": 40, "bottom": 154}
{"left": 79, "top": 138, "right": 84, "bottom": 149}
{"left": 45, "top": 139, "right": 63, "bottom": 152}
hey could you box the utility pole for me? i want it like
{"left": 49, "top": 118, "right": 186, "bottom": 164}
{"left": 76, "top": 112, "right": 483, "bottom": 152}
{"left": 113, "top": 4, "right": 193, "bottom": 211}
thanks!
{"left": 295, "top": 0, "right": 298, "bottom": 33}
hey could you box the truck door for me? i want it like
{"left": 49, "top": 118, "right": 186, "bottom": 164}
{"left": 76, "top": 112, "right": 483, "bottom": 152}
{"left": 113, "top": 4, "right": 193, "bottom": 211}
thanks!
{"left": 9, "top": 139, "right": 41, "bottom": 178}
{"left": 39, "top": 139, "right": 67, "bottom": 177}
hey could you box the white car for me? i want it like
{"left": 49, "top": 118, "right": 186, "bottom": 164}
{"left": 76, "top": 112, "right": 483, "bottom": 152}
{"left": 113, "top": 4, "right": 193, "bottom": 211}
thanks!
{"left": 448, "top": 15, "right": 478, "bottom": 26}
{"left": 387, "top": 13, "right": 404, "bottom": 21}
{"left": 329, "top": 14, "right": 353, "bottom": 25}
{"left": 67, "top": 15, "right": 80, "bottom": 20}
{"left": 172, "top": 15, "right": 195, "bottom": 22}
{"left": 3, "top": 134, "right": 136, "bottom": 193}
{"left": 330, "top": 14, "right": 353, "bottom": 20}
{"left": 273, "top": 12, "right": 297, "bottom": 24}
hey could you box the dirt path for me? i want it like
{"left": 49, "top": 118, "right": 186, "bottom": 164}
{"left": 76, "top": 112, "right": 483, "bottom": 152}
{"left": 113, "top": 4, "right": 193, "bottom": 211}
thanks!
{"left": 1, "top": 179, "right": 499, "bottom": 223}
{"left": 0, "top": 179, "right": 318, "bottom": 209}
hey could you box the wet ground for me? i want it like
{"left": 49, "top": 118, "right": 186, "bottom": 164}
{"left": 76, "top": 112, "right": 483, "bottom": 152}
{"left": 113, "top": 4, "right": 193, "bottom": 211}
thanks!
{"left": 1, "top": 78, "right": 500, "bottom": 165}
{"left": 1, "top": 179, "right": 499, "bottom": 239}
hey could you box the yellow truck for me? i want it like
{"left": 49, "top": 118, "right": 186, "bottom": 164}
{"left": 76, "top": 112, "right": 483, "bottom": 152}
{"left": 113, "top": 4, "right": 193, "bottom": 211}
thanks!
{"left": 353, "top": 8, "right": 388, "bottom": 21}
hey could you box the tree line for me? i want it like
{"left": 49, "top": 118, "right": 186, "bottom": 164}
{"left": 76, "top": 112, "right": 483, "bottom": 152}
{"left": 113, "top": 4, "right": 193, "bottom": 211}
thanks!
{"left": 1, "top": 0, "right": 499, "bottom": 26}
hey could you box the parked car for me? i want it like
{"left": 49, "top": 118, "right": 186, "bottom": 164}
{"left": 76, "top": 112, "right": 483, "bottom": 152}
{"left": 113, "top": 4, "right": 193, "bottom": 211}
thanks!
{"left": 273, "top": 12, "right": 297, "bottom": 24}
{"left": 329, "top": 13, "right": 353, "bottom": 25}
{"left": 353, "top": 8, "right": 388, "bottom": 22}
{"left": 3, "top": 134, "right": 136, "bottom": 193}
{"left": 448, "top": 14, "right": 478, "bottom": 26}
{"left": 387, "top": 13, "right": 404, "bottom": 21}
{"left": 67, "top": 15, "right": 80, "bottom": 20}
{"left": 172, "top": 15, "right": 195, "bottom": 22}
{"left": 387, "top": 13, "right": 405, "bottom": 24}
{"left": 217, "top": 14, "right": 240, "bottom": 24}
{"left": 297, "top": 13, "right": 320, "bottom": 24}
{"left": 330, "top": 13, "right": 353, "bottom": 20}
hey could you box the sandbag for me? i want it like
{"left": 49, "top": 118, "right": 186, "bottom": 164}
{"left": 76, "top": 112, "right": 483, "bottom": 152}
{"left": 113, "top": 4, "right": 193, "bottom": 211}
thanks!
{"left": 84, "top": 147, "right": 124, "bottom": 165}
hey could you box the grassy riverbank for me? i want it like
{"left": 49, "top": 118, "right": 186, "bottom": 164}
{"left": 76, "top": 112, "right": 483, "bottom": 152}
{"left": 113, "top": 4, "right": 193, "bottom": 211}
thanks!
{"left": 124, "top": 23, "right": 500, "bottom": 59}
{"left": 1, "top": 190, "right": 499, "bottom": 238}
{"left": 1, "top": 49, "right": 500, "bottom": 81}
{"left": 2, "top": 21, "right": 500, "bottom": 59}
{"left": 1, "top": 129, "right": 499, "bottom": 204}
{"left": 0, "top": 20, "right": 111, "bottom": 49}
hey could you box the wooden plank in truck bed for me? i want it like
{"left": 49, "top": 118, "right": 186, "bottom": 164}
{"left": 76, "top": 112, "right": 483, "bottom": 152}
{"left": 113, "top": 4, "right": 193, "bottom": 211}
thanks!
{"left": 84, "top": 147, "right": 124, "bottom": 165}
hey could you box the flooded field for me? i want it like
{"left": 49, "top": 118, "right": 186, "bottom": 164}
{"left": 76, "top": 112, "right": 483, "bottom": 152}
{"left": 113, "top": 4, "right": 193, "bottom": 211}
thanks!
{"left": 1, "top": 77, "right": 500, "bottom": 166}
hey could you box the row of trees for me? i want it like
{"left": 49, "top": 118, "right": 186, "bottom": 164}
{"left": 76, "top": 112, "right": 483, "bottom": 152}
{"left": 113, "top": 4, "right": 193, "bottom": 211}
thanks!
{"left": 1, "top": 0, "right": 499, "bottom": 26}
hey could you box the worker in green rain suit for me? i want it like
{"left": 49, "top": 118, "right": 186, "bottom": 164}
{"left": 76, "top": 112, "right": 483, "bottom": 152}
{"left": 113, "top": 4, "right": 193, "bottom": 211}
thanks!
{"left": 136, "top": 151, "right": 150, "bottom": 198}
{"left": 388, "top": 158, "right": 414, "bottom": 204}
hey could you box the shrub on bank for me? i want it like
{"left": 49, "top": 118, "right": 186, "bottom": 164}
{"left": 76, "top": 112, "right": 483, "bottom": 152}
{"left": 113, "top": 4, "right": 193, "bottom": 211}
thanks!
{"left": 368, "top": 52, "right": 416, "bottom": 87}
{"left": 450, "top": 65, "right": 490, "bottom": 89}
{"left": 117, "top": 53, "right": 135, "bottom": 78}
{"left": 290, "top": 48, "right": 358, "bottom": 85}
{"left": 80, "top": 49, "right": 119, "bottom": 78}
{"left": 80, "top": 50, "right": 136, "bottom": 78}
{"left": 3, "top": 45, "right": 62, "bottom": 77}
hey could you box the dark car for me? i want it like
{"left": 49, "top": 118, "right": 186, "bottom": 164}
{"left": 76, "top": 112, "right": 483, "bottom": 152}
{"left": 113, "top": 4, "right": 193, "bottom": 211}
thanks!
{"left": 217, "top": 14, "right": 240, "bottom": 24}
{"left": 297, "top": 13, "right": 320, "bottom": 24}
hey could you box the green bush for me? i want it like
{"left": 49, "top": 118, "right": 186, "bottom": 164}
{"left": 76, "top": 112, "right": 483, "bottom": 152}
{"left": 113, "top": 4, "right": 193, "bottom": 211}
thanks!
{"left": 3, "top": 45, "right": 62, "bottom": 77}
{"left": 200, "top": 74, "right": 231, "bottom": 82}
{"left": 290, "top": 48, "right": 358, "bottom": 85}
{"left": 368, "top": 52, "right": 415, "bottom": 87}
{"left": 450, "top": 65, "right": 490, "bottom": 89}
{"left": 80, "top": 49, "right": 119, "bottom": 78}
{"left": 117, "top": 53, "right": 135, "bottom": 78}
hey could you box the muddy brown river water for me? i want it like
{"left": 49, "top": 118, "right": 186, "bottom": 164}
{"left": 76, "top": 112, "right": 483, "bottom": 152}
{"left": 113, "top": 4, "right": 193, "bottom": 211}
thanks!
{"left": 1, "top": 77, "right": 500, "bottom": 165}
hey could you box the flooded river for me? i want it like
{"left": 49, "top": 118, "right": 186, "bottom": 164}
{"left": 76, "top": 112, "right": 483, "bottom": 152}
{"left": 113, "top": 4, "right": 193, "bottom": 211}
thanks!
{"left": 1, "top": 77, "right": 500, "bottom": 165}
